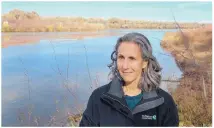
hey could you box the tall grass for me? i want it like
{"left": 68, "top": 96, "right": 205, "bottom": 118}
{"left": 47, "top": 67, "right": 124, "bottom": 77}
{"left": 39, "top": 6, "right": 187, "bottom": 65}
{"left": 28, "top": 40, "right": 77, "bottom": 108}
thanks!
{"left": 161, "top": 12, "right": 212, "bottom": 126}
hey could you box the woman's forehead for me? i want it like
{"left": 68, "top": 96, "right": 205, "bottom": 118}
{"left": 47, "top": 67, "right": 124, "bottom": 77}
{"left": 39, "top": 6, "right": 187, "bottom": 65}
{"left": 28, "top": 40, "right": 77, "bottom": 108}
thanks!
{"left": 118, "top": 42, "right": 141, "bottom": 51}
{"left": 117, "top": 42, "right": 142, "bottom": 56}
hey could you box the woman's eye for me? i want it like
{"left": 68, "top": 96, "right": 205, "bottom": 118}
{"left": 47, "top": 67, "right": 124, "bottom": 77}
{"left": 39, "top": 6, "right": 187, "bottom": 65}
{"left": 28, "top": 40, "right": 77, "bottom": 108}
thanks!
{"left": 129, "top": 57, "right": 135, "bottom": 60}
{"left": 118, "top": 56, "right": 124, "bottom": 59}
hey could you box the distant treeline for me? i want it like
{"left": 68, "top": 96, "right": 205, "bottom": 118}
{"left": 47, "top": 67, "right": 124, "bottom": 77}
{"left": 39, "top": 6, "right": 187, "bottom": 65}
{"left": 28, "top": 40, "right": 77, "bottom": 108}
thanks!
{"left": 2, "top": 9, "right": 210, "bottom": 32}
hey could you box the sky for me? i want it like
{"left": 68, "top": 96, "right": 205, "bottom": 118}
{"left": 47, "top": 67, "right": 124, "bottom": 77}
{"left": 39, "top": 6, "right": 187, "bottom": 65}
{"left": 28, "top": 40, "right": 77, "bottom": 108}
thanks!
{"left": 1, "top": 1, "right": 212, "bottom": 23}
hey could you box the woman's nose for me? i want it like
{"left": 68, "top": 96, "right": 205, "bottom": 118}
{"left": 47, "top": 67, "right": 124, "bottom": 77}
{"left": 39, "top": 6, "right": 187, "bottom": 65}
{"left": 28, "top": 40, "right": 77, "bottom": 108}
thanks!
{"left": 122, "top": 59, "right": 129, "bottom": 69}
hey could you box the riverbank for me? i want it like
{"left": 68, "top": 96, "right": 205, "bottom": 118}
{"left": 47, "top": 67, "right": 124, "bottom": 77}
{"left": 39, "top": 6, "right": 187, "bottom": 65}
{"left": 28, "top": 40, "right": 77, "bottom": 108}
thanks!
{"left": 2, "top": 9, "right": 209, "bottom": 32}
{"left": 161, "top": 25, "right": 212, "bottom": 126}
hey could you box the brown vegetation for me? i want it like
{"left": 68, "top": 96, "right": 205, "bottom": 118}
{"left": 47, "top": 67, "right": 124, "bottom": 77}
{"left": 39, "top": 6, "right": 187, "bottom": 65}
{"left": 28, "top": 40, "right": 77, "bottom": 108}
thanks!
{"left": 2, "top": 9, "right": 209, "bottom": 32}
{"left": 161, "top": 25, "right": 212, "bottom": 126}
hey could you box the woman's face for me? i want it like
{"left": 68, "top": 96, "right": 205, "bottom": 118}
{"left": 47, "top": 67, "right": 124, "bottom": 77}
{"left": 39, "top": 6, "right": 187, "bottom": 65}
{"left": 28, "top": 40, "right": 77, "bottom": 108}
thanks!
{"left": 117, "top": 42, "right": 148, "bottom": 85}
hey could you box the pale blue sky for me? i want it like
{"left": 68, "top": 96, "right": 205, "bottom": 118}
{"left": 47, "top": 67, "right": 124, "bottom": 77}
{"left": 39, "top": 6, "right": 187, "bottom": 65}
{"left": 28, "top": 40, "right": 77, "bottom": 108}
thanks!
{"left": 2, "top": 1, "right": 212, "bottom": 23}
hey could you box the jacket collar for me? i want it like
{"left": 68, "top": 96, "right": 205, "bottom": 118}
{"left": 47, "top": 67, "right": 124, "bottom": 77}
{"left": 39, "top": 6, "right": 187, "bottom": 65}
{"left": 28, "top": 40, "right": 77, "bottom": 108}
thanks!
{"left": 105, "top": 77, "right": 165, "bottom": 114}
{"left": 107, "top": 77, "right": 124, "bottom": 98}
{"left": 107, "top": 77, "right": 158, "bottom": 100}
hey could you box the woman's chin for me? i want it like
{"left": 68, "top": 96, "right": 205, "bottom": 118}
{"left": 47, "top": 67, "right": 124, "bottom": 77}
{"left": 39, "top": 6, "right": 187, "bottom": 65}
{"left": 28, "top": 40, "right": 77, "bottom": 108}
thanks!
{"left": 122, "top": 77, "right": 134, "bottom": 84}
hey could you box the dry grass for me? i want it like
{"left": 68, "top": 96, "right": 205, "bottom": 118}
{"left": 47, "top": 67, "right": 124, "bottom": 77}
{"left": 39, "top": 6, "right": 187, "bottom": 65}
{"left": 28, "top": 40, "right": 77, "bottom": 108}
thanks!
{"left": 2, "top": 9, "right": 208, "bottom": 32}
{"left": 162, "top": 25, "right": 212, "bottom": 126}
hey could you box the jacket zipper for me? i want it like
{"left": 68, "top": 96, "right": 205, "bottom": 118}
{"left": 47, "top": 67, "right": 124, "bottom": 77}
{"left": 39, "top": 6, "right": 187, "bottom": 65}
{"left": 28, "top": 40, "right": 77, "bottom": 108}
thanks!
{"left": 102, "top": 93, "right": 132, "bottom": 114}
{"left": 102, "top": 93, "right": 137, "bottom": 125}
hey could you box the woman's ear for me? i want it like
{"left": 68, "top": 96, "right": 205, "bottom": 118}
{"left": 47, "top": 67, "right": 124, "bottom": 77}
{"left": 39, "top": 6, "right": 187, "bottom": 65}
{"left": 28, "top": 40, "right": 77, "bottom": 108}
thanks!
{"left": 142, "top": 61, "right": 148, "bottom": 69}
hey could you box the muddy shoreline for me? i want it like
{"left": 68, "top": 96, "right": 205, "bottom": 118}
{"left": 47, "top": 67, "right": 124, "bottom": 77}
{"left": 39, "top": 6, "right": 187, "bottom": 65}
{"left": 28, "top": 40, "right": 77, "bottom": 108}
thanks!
{"left": 1, "top": 31, "right": 121, "bottom": 48}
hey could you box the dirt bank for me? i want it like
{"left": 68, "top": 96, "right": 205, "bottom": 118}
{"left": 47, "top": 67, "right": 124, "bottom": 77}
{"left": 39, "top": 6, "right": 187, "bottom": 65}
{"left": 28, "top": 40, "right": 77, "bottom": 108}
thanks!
{"left": 1, "top": 32, "right": 120, "bottom": 48}
{"left": 161, "top": 25, "right": 212, "bottom": 73}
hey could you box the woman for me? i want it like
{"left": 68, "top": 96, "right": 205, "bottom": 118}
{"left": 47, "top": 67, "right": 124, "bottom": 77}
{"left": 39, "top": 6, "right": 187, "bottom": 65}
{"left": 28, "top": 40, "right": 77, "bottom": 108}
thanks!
{"left": 79, "top": 32, "right": 179, "bottom": 126}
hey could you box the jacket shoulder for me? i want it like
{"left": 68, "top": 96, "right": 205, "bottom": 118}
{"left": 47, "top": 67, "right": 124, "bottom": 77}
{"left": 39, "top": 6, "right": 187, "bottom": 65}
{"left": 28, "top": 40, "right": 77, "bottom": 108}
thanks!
{"left": 90, "top": 82, "right": 111, "bottom": 98}
{"left": 156, "top": 88, "right": 176, "bottom": 105}
{"left": 156, "top": 88, "right": 179, "bottom": 126}
{"left": 80, "top": 83, "right": 111, "bottom": 126}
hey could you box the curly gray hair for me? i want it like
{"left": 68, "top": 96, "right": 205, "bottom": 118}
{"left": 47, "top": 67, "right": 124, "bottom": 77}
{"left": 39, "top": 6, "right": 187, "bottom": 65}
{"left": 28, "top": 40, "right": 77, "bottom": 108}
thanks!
{"left": 108, "top": 32, "right": 162, "bottom": 92}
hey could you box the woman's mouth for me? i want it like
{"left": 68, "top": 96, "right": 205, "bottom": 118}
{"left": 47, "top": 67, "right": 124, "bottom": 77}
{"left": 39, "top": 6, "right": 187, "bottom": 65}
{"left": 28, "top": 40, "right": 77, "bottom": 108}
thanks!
{"left": 122, "top": 72, "right": 132, "bottom": 75}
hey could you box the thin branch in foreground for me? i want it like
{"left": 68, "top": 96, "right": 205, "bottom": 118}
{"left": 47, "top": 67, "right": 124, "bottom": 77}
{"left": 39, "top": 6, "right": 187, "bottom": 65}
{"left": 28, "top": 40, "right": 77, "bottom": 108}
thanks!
{"left": 170, "top": 9, "right": 198, "bottom": 67}
{"left": 83, "top": 43, "right": 93, "bottom": 89}
{"left": 18, "top": 57, "right": 33, "bottom": 125}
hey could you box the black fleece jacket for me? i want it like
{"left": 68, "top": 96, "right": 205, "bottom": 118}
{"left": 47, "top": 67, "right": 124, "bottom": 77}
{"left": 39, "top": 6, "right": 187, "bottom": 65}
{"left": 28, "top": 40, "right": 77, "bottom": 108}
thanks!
{"left": 79, "top": 78, "right": 179, "bottom": 126}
